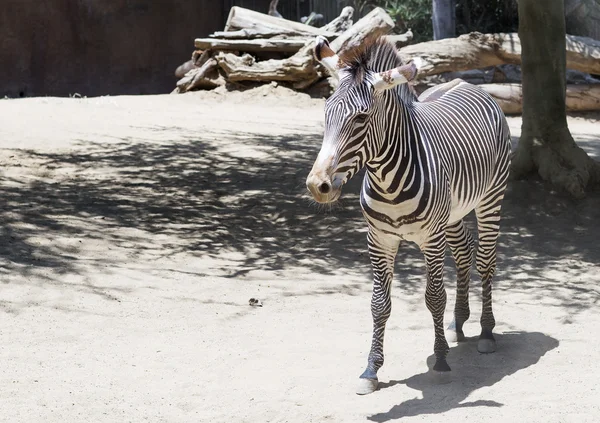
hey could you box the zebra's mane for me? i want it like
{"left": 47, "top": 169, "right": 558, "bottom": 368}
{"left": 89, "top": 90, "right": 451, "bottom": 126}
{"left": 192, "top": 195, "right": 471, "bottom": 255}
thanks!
{"left": 339, "top": 36, "right": 415, "bottom": 102}
{"left": 339, "top": 36, "right": 405, "bottom": 83}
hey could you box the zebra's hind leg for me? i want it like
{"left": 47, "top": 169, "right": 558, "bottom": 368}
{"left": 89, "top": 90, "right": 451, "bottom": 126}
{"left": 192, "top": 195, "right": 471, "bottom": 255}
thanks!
{"left": 421, "top": 232, "right": 450, "bottom": 372}
{"left": 445, "top": 219, "right": 475, "bottom": 343}
{"left": 474, "top": 186, "right": 506, "bottom": 354}
{"left": 357, "top": 229, "right": 401, "bottom": 395}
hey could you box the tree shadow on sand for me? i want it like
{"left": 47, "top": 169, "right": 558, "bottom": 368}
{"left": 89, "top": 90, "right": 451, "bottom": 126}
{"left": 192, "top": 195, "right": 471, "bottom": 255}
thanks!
{"left": 1, "top": 121, "right": 598, "bottom": 314}
{"left": 368, "top": 331, "right": 559, "bottom": 422}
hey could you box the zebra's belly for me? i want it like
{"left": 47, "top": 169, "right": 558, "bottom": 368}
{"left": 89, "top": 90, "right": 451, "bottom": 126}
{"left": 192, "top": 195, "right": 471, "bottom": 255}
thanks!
{"left": 361, "top": 189, "right": 482, "bottom": 246}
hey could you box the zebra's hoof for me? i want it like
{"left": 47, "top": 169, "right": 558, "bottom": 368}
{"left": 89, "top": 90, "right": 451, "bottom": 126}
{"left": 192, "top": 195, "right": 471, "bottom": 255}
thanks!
{"left": 446, "top": 329, "right": 465, "bottom": 343}
{"left": 356, "top": 377, "right": 378, "bottom": 395}
{"left": 478, "top": 329, "right": 496, "bottom": 353}
{"left": 477, "top": 338, "right": 497, "bottom": 354}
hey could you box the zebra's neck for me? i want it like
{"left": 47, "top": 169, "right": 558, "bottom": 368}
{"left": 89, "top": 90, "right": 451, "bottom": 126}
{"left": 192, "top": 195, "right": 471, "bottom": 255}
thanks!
{"left": 364, "top": 93, "right": 430, "bottom": 204}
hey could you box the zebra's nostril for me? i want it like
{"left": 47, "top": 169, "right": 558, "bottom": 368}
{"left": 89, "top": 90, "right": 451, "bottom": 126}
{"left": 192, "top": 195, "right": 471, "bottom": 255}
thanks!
{"left": 319, "top": 182, "right": 331, "bottom": 194}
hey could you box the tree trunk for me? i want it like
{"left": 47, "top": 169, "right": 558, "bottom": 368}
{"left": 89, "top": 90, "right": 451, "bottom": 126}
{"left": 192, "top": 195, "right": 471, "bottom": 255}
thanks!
{"left": 512, "top": 0, "right": 600, "bottom": 198}
{"left": 432, "top": 0, "right": 456, "bottom": 40}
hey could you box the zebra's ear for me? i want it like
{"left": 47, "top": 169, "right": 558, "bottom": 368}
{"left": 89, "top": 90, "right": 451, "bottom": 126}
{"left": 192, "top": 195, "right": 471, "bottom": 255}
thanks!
{"left": 314, "top": 36, "right": 340, "bottom": 78}
{"left": 372, "top": 59, "right": 421, "bottom": 91}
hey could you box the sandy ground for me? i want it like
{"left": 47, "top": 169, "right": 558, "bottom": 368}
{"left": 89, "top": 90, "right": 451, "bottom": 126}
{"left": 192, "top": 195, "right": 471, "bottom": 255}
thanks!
{"left": 1, "top": 86, "right": 599, "bottom": 423}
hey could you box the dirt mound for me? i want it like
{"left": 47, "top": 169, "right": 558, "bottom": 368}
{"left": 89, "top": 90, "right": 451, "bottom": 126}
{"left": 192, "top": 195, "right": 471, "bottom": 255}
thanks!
{"left": 188, "top": 82, "right": 324, "bottom": 108}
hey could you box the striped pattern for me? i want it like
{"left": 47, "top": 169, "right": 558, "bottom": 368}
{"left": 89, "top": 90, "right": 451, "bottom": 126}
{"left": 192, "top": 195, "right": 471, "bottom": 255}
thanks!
{"left": 315, "top": 39, "right": 511, "bottom": 384}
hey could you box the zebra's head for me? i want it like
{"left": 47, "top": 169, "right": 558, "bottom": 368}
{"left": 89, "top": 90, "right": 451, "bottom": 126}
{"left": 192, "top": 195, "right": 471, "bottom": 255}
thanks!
{"left": 306, "top": 36, "right": 419, "bottom": 203}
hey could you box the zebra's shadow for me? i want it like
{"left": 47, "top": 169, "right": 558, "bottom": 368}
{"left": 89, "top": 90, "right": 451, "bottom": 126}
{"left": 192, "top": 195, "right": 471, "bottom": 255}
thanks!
{"left": 368, "top": 331, "right": 559, "bottom": 422}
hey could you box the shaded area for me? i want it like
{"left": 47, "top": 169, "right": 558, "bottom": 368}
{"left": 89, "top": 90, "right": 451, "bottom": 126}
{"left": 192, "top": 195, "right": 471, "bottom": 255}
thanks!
{"left": 369, "top": 331, "right": 559, "bottom": 421}
{"left": 495, "top": 179, "right": 600, "bottom": 314}
{"left": 1, "top": 122, "right": 599, "bottom": 315}
{"left": 0, "top": 128, "right": 372, "bottom": 281}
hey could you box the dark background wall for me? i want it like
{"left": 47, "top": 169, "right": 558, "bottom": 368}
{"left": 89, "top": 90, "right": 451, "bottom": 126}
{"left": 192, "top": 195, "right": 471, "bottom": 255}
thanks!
{"left": 0, "top": 0, "right": 224, "bottom": 97}
{"left": 0, "top": 0, "right": 345, "bottom": 98}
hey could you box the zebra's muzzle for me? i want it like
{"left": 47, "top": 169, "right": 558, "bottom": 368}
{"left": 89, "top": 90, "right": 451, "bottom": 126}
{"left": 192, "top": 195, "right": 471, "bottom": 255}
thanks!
{"left": 306, "top": 169, "right": 343, "bottom": 203}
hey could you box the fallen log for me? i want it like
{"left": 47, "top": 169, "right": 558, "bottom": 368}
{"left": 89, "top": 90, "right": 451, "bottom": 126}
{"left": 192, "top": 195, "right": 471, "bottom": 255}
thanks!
{"left": 566, "top": 35, "right": 600, "bottom": 76}
{"left": 211, "top": 6, "right": 353, "bottom": 39}
{"left": 209, "top": 29, "right": 277, "bottom": 39}
{"left": 224, "top": 6, "right": 337, "bottom": 38}
{"left": 399, "top": 32, "right": 600, "bottom": 78}
{"left": 194, "top": 37, "right": 310, "bottom": 53}
{"left": 215, "top": 48, "right": 315, "bottom": 82}
{"left": 424, "top": 64, "right": 600, "bottom": 87}
{"left": 479, "top": 83, "right": 600, "bottom": 114}
{"left": 329, "top": 7, "right": 395, "bottom": 53}
{"left": 175, "top": 57, "right": 225, "bottom": 92}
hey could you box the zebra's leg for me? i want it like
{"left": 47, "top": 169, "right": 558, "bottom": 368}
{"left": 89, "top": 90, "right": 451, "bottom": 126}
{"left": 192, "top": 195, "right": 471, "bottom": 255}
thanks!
{"left": 357, "top": 229, "right": 401, "bottom": 395}
{"left": 474, "top": 186, "right": 506, "bottom": 354}
{"left": 422, "top": 232, "right": 451, "bottom": 372}
{"left": 445, "top": 219, "right": 475, "bottom": 343}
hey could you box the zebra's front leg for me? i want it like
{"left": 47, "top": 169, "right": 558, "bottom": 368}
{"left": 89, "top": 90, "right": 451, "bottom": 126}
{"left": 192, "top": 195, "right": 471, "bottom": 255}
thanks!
{"left": 357, "top": 229, "right": 400, "bottom": 395}
{"left": 422, "top": 232, "right": 451, "bottom": 372}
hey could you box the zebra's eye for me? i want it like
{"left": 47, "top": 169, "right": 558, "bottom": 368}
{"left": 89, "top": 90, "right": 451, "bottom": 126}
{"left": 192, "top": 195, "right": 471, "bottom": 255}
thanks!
{"left": 354, "top": 114, "right": 368, "bottom": 124}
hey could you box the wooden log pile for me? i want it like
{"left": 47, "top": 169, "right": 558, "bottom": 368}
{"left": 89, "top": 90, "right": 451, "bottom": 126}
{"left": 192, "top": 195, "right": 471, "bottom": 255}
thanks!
{"left": 174, "top": 6, "right": 600, "bottom": 113}
{"left": 174, "top": 6, "right": 407, "bottom": 93}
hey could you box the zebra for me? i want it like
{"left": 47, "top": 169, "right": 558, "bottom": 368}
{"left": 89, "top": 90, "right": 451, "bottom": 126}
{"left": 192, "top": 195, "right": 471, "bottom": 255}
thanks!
{"left": 306, "top": 36, "right": 511, "bottom": 395}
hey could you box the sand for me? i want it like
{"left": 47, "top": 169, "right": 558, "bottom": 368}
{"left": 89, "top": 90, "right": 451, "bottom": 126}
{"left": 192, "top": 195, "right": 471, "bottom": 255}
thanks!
{"left": 0, "top": 86, "right": 599, "bottom": 422}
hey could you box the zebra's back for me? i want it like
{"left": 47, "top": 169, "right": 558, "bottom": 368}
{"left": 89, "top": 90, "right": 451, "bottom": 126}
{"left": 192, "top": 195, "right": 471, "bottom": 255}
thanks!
{"left": 410, "top": 81, "right": 511, "bottom": 224}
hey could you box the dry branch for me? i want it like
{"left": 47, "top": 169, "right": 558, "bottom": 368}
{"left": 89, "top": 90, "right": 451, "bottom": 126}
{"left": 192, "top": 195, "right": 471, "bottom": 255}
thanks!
{"left": 174, "top": 49, "right": 210, "bottom": 79}
{"left": 321, "top": 6, "right": 354, "bottom": 33}
{"left": 176, "top": 58, "right": 225, "bottom": 92}
{"left": 480, "top": 83, "right": 600, "bottom": 114}
{"left": 399, "top": 32, "right": 600, "bottom": 78}
{"left": 383, "top": 31, "right": 414, "bottom": 49}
